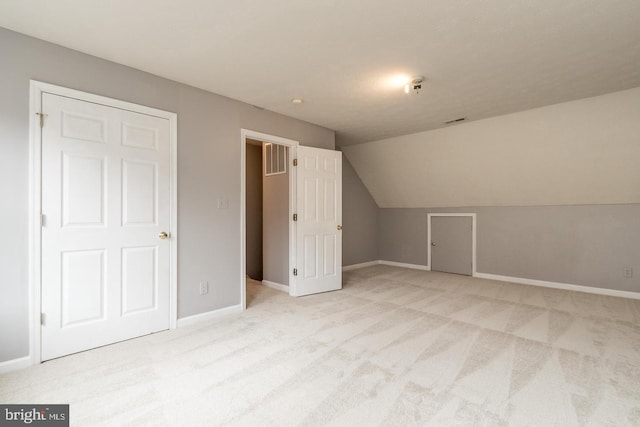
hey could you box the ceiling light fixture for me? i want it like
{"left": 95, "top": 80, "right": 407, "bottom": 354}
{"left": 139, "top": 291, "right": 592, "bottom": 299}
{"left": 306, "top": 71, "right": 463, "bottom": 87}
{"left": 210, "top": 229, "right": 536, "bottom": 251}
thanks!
{"left": 388, "top": 74, "right": 411, "bottom": 88}
{"left": 404, "top": 77, "right": 424, "bottom": 95}
{"left": 291, "top": 98, "right": 304, "bottom": 104}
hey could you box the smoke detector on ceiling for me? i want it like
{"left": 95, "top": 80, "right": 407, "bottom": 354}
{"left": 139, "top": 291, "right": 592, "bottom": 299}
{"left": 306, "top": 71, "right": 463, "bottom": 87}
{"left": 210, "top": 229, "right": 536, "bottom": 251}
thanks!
{"left": 404, "top": 77, "right": 424, "bottom": 95}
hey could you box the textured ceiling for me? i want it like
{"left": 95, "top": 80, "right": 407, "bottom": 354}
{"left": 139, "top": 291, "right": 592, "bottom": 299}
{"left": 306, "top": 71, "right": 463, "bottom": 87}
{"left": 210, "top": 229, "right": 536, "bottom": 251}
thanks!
{"left": 1, "top": 1, "right": 639, "bottom": 146}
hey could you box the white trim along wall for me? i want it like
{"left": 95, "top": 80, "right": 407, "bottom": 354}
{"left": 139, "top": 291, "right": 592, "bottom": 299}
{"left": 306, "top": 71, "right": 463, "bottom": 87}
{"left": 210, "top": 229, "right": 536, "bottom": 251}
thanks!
{"left": 176, "top": 304, "right": 242, "bottom": 328}
{"left": 0, "top": 356, "right": 33, "bottom": 375}
{"left": 342, "top": 261, "right": 640, "bottom": 300}
{"left": 262, "top": 280, "right": 289, "bottom": 293}
{"left": 29, "top": 80, "right": 178, "bottom": 367}
{"left": 427, "top": 213, "right": 477, "bottom": 275}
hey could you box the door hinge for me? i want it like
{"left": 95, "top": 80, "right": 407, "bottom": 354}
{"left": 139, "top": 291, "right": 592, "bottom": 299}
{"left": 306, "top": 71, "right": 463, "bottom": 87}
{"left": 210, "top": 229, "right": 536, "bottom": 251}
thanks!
{"left": 36, "top": 112, "right": 48, "bottom": 128}
{"left": 41, "top": 214, "right": 46, "bottom": 227}
{"left": 293, "top": 158, "right": 298, "bottom": 167}
{"left": 40, "top": 313, "right": 45, "bottom": 326}
{"left": 293, "top": 213, "right": 297, "bottom": 221}
{"left": 293, "top": 268, "right": 298, "bottom": 276}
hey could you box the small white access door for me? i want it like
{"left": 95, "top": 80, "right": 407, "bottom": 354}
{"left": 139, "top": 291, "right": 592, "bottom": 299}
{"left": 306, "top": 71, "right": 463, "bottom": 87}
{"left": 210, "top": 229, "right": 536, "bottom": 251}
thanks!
{"left": 294, "top": 146, "right": 342, "bottom": 296}
{"left": 41, "top": 93, "right": 172, "bottom": 360}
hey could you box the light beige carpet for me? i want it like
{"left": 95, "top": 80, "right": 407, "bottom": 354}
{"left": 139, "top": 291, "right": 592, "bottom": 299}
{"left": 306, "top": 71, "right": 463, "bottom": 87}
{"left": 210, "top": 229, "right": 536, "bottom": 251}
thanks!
{"left": 2, "top": 265, "right": 640, "bottom": 426}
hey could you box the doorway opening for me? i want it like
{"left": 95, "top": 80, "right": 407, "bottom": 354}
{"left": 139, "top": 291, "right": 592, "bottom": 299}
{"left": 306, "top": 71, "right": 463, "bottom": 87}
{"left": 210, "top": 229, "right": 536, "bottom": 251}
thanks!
{"left": 245, "top": 138, "right": 292, "bottom": 307}
{"left": 240, "top": 129, "right": 344, "bottom": 309}
{"left": 240, "top": 130, "right": 298, "bottom": 310}
{"left": 427, "top": 213, "right": 477, "bottom": 276}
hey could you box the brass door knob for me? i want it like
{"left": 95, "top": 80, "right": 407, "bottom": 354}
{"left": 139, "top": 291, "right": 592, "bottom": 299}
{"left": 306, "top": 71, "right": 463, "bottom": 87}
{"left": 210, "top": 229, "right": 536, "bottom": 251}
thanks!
{"left": 337, "top": 225, "right": 343, "bottom": 230}
{"left": 431, "top": 242, "right": 436, "bottom": 246}
{"left": 159, "top": 231, "right": 169, "bottom": 240}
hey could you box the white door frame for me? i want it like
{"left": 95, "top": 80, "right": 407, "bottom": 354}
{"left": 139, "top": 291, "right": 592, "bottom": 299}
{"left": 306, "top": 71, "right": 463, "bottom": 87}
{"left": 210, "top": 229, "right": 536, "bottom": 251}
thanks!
{"left": 29, "top": 81, "right": 178, "bottom": 365}
{"left": 240, "top": 129, "right": 299, "bottom": 309}
{"left": 427, "top": 213, "right": 477, "bottom": 276}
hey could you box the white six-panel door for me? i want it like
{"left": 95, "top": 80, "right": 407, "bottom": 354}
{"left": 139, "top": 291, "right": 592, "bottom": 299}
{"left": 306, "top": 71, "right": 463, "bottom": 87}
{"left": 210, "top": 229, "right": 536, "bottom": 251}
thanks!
{"left": 294, "top": 146, "right": 342, "bottom": 296}
{"left": 41, "top": 93, "right": 171, "bottom": 360}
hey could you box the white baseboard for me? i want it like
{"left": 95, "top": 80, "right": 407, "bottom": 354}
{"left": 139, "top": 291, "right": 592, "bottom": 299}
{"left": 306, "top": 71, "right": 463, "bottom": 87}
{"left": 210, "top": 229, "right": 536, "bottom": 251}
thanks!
{"left": 177, "top": 304, "right": 243, "bottom": 327}
{"left": 474, "top": 272, "right": 640, "bottom": 300}
{"left": 262, "top": 280, "right": 289, "bottom": 293}
{"left": 342, "top": 261, "right": 380, "bottom": 271}
{"left": 379, "top": 260, "right": 431, "bottom": 271}
{"left": 0, "top": 355, "right": 32, "bottom": 374}
{"left": 343, "top": 261, "right": 639, "bottom": 300}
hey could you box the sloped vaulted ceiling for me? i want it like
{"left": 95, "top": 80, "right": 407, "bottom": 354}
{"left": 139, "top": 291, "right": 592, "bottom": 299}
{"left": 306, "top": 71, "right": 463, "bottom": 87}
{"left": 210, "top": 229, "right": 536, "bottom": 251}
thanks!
{"left": 342, "top": 87, "right": 640, "bottom": 208}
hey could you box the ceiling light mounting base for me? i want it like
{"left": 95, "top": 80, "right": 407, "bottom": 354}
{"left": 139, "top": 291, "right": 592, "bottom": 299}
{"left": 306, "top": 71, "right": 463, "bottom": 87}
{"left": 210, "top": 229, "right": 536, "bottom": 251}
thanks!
{"left": 404, "top": 76, "right": 425, "bottom": 95}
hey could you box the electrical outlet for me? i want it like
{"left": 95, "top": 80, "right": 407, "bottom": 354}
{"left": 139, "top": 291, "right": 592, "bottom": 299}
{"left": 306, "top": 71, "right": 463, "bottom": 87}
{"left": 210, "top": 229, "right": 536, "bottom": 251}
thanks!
{"left": 623, "top": 267, "right": 633, "bottom": 278}
{"left": 199, "top": 281, "right": 209, "bottom": 295}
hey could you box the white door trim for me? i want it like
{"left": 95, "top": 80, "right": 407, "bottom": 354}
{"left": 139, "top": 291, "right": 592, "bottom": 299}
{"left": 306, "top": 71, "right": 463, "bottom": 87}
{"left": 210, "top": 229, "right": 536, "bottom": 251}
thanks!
{"left": 29, "top": 81, "right": 178, "bottom": 365}
{"left": 427, "top": 213, "right": 477, "bottom": 276}
{"left": 240, "top": 129, "right": 299, "bottom": 310}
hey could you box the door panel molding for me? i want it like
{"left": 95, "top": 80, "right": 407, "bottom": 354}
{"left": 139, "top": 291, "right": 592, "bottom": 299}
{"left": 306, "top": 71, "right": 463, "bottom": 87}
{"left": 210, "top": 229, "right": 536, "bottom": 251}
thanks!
{"left": 427, "top": 213, "right": 477, "bottom": 276}
{"left": 294, "top": 146, "right": 342, "bottom": 296}
{"left": 29, "top": 80, "right": 178, "bottom": 365}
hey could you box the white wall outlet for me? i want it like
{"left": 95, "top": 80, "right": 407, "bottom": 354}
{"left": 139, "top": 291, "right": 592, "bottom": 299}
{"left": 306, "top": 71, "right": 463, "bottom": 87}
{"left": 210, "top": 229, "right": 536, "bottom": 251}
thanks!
{"left": 217, "top": 197, "right": 229, "bottom": 209}
{"left": 623, "top": 267, "right": 633, "bottom": 278}
{"left": 199, "top": 281, "right": 209, "bottom": 295}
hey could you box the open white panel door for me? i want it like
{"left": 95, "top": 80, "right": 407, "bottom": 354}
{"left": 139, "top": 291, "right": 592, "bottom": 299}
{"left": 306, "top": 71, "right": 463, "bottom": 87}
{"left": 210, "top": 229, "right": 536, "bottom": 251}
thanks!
{"left": 294, "top": 146, "right": 342, "bottom": 296}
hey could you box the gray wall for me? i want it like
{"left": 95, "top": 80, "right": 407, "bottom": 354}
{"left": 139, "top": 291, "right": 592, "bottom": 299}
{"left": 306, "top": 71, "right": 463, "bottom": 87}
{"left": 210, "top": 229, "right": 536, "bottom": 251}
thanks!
{"left": 342, "top": 157, "right": 378, "bottom": 266}
{"left": 262, "top": 148, "right": 289, "bottom": 286}
{"left": 379, "top": 205, "right": 640, "bottom": 293}
{"left": 0, "top": 28, "right": 334, "bottom": 363}
{"left": 245, "top": 143, "right": 263, "bottom": 280}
